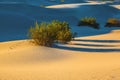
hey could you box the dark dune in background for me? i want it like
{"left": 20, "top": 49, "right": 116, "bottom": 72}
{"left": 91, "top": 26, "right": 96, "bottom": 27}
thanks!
{"left": 0, "top": 13, "right": 34, "bottom": 41}
{"left": 0, "top": 3, "right": 78, "bottom": 41}
{"left": 0, "top": 0, "right": 85, "bottom": 6}
{"left": 0, "top": 1, "right": 120, "bottom": 42}
{"left": 74, "top": 5, "right": 120, "bottom": 23}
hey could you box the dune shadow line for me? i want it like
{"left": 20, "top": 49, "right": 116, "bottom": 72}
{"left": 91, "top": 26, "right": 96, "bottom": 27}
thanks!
{"left": 54, "top": 45, "right": 120, "bottom": 52}
{"left": 74, "top": 43, "right": 120, "bottom": 47}
{"left": 54, "top": 39, "right": 120, "bottom": 52}
{"left": 74, "top": 39, "right": 120, "bottom": 43}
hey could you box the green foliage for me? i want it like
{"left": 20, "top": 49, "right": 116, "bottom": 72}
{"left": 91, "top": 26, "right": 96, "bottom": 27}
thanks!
{"left": 78, "top": 17, "right": 100, "bottom": 29}
{"left": 107, "top": 18, "right": 119, "bottom": 25}
{"left": 105, "top": 18, "right": 120, "bottom": 27}
{"left": 28, "top": 20, "right": 74, "bottom": 47}
{"left": 51, "top": 20, "right": 73, "bottom": 43}
{"left": 57, "top": 28, "right": 72, "bottom": 43}
{"left": 29, "top": 22, "right": 56, "bottom": 46}
{"left": 80, "top": 17, "right": 97, "bottom": 25}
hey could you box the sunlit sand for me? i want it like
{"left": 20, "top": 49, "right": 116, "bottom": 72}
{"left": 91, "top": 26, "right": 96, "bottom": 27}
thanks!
{"left": 0, "top": 0, "right": 120, "bottom": 80}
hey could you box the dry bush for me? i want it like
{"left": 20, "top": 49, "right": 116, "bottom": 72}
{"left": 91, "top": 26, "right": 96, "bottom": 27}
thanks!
{"left": 28, "top": 20, "right": 74, "bottom": 47}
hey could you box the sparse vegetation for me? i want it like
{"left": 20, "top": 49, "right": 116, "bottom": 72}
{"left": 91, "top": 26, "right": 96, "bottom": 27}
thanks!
{"left": 28, "top": 20, "right": 74, "bottom": 47}
{"left": 105, "top": 18, "right": 120, "bottom": 27}
{"left": 78, "top": 17, "right": 100, "bottom": 29}
{"left": 60, "top": 0, "right": 65, "bottom": 3}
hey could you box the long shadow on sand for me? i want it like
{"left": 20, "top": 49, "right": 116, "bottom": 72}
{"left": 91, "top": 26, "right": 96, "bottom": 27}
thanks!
{"left": 54, "top": 39, "right": 120, "bottom": 52}
{"left": 74, "top": 39, "right": 120, "bottom": 43}
{"left": 73, "top": 44, "right": 120, "bottom": 47}
{"left": 55, "top": 46, "right": 120, "bottom": 52}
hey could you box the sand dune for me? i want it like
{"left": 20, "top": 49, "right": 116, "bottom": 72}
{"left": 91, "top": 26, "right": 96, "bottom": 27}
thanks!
{"left": 0, "top": 30, "right": 120, "bottom": 80}
{"left": 111, "top": 5, "right": 120, "bottom": 9}
{"left": 0, "top": 3, "right": 77, "bottom": 41}
{"left": 0, "top": 0, "right": 85, "bottom": 6}
{"left": 0, "top": 1, "right": 120, "bottom": 80}
{"left": 46, "top": 2, "right": 106, "bottom": 8}
{"left": 0, "top": 2, "right": 120, "bottom": 41}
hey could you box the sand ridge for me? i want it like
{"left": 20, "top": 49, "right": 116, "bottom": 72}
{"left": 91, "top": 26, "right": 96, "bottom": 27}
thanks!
{"left": 0, "top": 30, "right": 120, "bottom": 80}
{"left": 0, "top": 0, "right": 120, "bottom": 80}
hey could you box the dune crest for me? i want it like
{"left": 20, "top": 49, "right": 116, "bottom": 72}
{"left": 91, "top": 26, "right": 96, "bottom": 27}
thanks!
{"left": 0, "top": 29, "right": 120, "bottom": 80}
{"left": 0, "top": 0, "right": 120, "bottom": 80}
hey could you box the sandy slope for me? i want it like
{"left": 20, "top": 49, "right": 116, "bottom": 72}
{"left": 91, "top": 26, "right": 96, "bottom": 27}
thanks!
{"left": 46, "top": 1, "right": 118, "bottom": 8}
{"left": 0, "top": 1, "right": 119, "bottom": 41}
{"left": 46, "top": 1, "right": 106, "bottom": 8}
{"left": 0, "top": 1, "right": 120, "bottom": 80}
{"left": 111, "top": 5, "right": 120, "bottom": 9}
{"left": 0, "top": 0, "right": 85, "bottom": 6}
{"left": 0, "top": 30, "right": 120, "bottom": 80}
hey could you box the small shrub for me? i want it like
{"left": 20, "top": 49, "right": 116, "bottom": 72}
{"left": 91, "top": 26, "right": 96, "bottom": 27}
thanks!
{"left": 29, "top": 22, "right": 56, "bottom": 46}
{"left": 57, "top": 29, "right": 72, "bottom": 43}
{"left": 53, "top": 21, "right": 73, "bottom": 43}
{"left": 107, "top": 18, "right": 118, "bottom": 24}
{"left": 78, "top": 17, "right": 100, "bottom": 29}
{"left": 28, "top": 20, "right": 74, "bottom": 47}
{"left": 60, "top": 0, "right": 65, "bottom": 3}
{"left": 105, "top": 18, "right": 120, "bottom": 27}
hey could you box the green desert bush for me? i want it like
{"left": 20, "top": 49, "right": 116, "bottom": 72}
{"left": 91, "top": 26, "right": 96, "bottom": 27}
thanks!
{"left": 78, "top": 17, "right": 100, "bottom": 29}
{"left": 107, "top": 18, "right": 119, "bottom": 24}
{"left": 57, "top": 28, "right": 72, "bottom": 43}
{"left": 51, "top": 20, "right": 73, "bottom": 43}
{"left": 28, "top": 20, "right": 74, "bottom": 47}
{"left": 105, "top": 18, "right": 120, "bottom": 27}
{"left": 29, "top": 22, "right": 56, "bottom": 46}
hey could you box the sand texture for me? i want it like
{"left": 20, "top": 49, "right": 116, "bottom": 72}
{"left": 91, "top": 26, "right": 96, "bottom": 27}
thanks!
{"left": 0, "top": 30, "right": 120, "bottom": 80}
